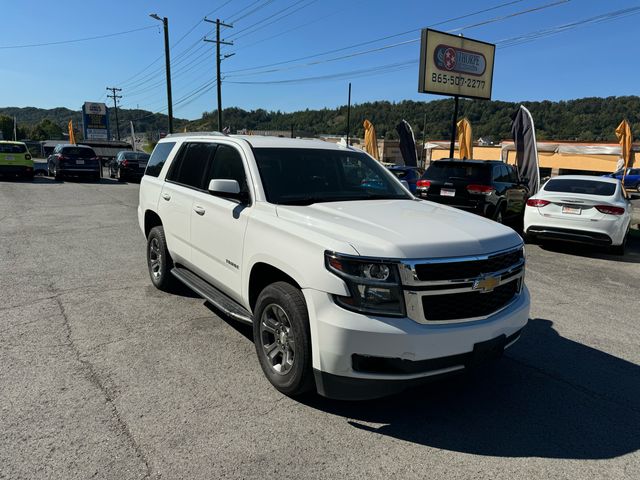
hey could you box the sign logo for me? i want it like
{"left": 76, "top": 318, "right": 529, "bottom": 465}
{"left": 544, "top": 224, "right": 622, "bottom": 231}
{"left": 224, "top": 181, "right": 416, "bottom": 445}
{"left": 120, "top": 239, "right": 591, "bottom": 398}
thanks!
{"left": 472, "top": 275, "right": 501, "bottom": 293}
{"left": 434, "top": 44, "right": 486, "bottom": 76}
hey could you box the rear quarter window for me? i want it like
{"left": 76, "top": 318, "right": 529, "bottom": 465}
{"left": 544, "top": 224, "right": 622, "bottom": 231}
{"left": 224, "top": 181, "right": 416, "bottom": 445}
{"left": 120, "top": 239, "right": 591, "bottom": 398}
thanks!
{"left": 145, "top": 142, "right": 176, "bottom": 177}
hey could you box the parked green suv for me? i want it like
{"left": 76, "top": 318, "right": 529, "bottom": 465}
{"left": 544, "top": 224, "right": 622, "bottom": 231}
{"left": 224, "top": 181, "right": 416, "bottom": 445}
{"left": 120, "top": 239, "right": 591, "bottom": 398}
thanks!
{"left": 0, "top": 141, "right": 34, "bottom": 180}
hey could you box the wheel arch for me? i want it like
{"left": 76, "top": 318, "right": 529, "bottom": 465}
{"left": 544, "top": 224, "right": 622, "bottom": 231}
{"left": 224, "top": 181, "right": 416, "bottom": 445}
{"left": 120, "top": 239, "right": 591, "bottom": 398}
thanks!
{"left": 248, "top": 262, "right": 302, "bottom": 312}
{"left": 144, "top": 210, "right": 163, "bottom": 238}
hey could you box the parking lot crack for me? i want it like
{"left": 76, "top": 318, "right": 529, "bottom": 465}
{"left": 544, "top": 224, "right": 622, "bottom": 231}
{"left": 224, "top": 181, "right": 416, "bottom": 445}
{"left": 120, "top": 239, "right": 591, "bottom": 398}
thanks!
{"left": 52, "top": 295, "right": 153, "bottom": 479}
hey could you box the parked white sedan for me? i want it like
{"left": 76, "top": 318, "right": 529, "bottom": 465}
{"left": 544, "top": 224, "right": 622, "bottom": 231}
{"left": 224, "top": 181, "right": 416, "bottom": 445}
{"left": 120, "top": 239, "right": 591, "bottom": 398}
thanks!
{"left": 524, "top": 175, "right": 632, "bottom": 254}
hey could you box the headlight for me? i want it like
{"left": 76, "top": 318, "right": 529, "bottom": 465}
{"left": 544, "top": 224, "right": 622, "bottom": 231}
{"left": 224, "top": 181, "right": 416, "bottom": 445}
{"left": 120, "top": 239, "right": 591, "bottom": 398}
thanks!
{"left": 325, "top": 252, "right": 405, "bottom": 316}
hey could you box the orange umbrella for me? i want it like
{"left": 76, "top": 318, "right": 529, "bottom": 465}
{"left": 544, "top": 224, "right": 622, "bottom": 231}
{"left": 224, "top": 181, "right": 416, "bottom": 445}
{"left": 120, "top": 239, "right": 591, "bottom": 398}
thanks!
{"left": 68, "top": 120, "right": 76, "bottom": 145}
{"left": 615, "top": 119, "right": 632, "bottom": 182}
{"left": 456, "top": 117, "right": 473, "bottom": 159}
{"left": 363, "top": 119, "right": 379, "bottom": 160}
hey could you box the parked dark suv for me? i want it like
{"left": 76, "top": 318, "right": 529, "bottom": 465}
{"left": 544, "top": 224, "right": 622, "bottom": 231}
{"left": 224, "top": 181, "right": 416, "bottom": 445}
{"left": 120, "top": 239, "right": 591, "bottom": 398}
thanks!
{"left": 109, "top": 151, "right": 150, "bottom": 182}
{"left": 47, "top": 144, "right": 100, "bottom": 181}
{"left": 416, "top": 159, "right": 529, "bottom": 225}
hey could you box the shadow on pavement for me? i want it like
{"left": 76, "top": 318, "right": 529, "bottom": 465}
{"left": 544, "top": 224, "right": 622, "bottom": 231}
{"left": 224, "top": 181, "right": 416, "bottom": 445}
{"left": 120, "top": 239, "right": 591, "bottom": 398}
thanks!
{"left": 296, "top": 318, "right": 640, "bottom": 460}
{"left": 537, "top": 233, "right": 640, "bottom": 264}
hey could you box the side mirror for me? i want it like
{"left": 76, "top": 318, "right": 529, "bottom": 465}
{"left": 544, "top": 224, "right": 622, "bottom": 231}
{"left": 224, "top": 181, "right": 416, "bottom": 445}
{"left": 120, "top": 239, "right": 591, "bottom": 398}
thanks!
{"left": 208, "top": 179, "right": 240, "bottom": 195}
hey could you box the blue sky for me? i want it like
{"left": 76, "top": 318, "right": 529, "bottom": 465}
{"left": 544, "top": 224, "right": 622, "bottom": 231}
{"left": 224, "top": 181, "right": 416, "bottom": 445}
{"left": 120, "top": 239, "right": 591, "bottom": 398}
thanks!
{"left": 1, "top": 0, "right": 639, "bottom": 120}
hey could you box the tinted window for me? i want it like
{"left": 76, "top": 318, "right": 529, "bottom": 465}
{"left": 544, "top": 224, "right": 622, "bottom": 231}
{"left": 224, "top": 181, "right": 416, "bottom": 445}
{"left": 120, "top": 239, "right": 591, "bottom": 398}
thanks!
{"left": 389, "top": 169, "right": 416, "bottom": 180}
{"left": 425, "top": 162, "right": 490, "bottom": 182}
{"left": 253, "top": 148, "right": 409, "bottom": 204}
{"left": 0, "top": 143, "right": 27, "bottom": 153}
{"left": 124, "top": 152, "right": 150, "bottom": 160}
{"left": 167, "top": 142, "right": 216, "bottom": 189}
{"left": 630, "top": 169, "right": 640, "bottom": 175}
{"left": 62, "top": 147, "right": 95, "bottom": 158}
{"left": 145, "top": 142, "right": 176, "bottom": 177}
{"left": 543, "top": 179, "right": 616, "bottom": 196}
{"left": 206, "top": 144, "right": 248, "bottom": 192}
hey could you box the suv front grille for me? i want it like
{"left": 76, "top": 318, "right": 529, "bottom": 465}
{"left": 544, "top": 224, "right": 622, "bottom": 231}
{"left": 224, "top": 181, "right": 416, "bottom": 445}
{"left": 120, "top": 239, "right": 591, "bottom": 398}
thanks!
{"left": 401, "top": 246, "right": 525, "bottom": 324}
{"left": 421, "top": 280, "right": 519, "bottom": 321}
{"left": 414, "top": 249, "right": 523, "bottom": 281}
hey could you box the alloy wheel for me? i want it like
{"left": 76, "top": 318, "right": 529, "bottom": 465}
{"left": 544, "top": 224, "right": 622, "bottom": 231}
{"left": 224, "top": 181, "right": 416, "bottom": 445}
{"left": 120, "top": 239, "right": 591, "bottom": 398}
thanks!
{"left": 259, "top": 304, "right": 295, "bottom": 375}
{"left": 149, "top": 237, "right": 162, "bottom": 279}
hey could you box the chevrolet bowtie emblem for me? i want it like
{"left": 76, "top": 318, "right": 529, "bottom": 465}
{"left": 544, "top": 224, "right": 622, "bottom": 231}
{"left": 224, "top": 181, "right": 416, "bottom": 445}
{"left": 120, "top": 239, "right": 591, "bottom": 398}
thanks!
{"left": 473, "top": 275, "right": 500, "bottom": 293}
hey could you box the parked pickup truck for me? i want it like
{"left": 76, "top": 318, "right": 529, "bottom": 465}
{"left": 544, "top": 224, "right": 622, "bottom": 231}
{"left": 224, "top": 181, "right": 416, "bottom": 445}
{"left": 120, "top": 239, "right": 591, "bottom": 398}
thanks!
{"left": 138, "top": 133, "right": 530, "bottom": 400}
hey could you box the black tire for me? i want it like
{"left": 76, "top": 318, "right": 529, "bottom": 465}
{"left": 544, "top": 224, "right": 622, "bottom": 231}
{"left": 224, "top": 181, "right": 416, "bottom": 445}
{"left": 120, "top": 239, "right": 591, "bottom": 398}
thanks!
{"left": 253, "top": 281, "right": 314, "bottom": 397}
{"left": 54, "top": 165, "right": 62, "bottom": 181}
{"left": 494, "top": 207, "right": 504, "bottom": 224}
{"left": 146, "top": 226, "right": 177, "bottom": 291}
{"left": 117, "top": 168, "right": 125, "bottom": 183}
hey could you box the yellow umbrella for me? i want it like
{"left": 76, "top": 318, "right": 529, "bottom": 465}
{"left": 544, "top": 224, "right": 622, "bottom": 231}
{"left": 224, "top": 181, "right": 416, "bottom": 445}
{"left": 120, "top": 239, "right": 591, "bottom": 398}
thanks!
{"left": 363, "top": 119, "right": 379, "bottom": 160}
{"left": 456, "top": 117, "right": 473, "bottom": 159}
{"left": 68, "top": 120, "right": 76, "bottom": 145}
{"left": 615, "top": 119, "right": 632, "bottom": 182}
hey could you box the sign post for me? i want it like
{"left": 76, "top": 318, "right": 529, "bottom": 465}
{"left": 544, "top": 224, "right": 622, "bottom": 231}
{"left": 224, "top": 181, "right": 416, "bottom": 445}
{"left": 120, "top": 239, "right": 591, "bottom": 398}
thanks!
{"left": 418, "top": 29, "right": 495, "bottom": 158}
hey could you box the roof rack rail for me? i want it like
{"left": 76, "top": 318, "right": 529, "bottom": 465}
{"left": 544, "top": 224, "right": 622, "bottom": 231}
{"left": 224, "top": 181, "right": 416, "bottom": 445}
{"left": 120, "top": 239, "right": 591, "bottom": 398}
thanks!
{"left": 165, "top": 131, "right": 227, "bottom": 138}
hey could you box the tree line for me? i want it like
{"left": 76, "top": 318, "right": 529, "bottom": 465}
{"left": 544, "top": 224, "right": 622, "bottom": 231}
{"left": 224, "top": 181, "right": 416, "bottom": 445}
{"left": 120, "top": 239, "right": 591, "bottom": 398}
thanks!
{"left": 2, "top": 95, "right": 638, "bottom": 143}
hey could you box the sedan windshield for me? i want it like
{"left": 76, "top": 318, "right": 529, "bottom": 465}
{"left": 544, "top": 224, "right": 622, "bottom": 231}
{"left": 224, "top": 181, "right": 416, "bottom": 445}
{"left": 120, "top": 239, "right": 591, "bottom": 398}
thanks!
{"left": 253, "top": 148, "right": 411, "bottom": 205}
{"left": 543, "top": 178, "right": 616, "bottom": 196}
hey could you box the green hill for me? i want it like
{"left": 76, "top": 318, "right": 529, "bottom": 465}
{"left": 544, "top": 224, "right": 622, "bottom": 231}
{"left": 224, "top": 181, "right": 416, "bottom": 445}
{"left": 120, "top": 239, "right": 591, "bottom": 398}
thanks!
{"left": 3, "top": 96, "right": 639, "bottom": 143}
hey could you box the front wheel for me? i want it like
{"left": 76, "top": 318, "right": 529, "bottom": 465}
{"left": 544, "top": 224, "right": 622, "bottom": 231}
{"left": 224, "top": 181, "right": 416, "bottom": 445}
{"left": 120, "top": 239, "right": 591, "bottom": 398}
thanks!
{"left": 146, "top": 226, "right": 177, "bottom": 291}
{"left": 253, "top": 282, "right": 314, "bottom": 397}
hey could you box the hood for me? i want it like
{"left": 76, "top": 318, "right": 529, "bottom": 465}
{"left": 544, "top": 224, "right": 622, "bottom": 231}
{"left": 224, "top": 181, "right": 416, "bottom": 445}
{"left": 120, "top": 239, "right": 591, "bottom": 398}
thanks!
{"left": 276, "top": 199, "right": 522, "bottom": 259}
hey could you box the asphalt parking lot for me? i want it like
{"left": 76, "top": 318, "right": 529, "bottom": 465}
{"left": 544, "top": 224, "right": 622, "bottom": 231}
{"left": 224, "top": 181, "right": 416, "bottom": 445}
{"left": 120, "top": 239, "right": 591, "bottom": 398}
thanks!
{"left": 1, "top": 175, "right": 639, "bottom": 480}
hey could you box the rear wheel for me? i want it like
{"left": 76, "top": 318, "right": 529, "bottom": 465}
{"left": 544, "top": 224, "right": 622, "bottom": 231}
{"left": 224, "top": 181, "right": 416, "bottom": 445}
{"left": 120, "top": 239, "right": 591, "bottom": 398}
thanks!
{"left": 253, "top": 282, "right": 314, "bottom": 397}
{"left": 147, "top": 226, "right": 177, "bottom": 291}
{"left": 117, "top": 168, "right": 125, "bottom": 182}
{"left": 53, "top": 165, "right": 62, "bottom": 180}
{"left": 494, "top": 207, "right": 504, "bottom": 224}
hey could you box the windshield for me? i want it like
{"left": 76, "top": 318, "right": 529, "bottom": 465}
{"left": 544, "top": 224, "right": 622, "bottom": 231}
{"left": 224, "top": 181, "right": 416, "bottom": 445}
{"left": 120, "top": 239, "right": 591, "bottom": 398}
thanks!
{"left": 424, "top": 162, "right": 490, "bottom": 182}
{"left": 253, "top": 148, "right": 411, "bottom": 205}
{"left": 543, "top": 178, "right": 617, "bottom": 196}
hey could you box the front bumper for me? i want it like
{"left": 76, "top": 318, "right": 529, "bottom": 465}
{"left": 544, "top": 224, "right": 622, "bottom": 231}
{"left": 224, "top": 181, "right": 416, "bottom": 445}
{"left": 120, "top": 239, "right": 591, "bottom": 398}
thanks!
{"left": 303, "top": 286, "right": 530, "bottom": 400}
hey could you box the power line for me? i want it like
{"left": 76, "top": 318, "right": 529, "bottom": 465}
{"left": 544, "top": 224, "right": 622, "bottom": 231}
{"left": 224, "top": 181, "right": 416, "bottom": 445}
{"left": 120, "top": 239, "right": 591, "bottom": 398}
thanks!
{"left": 226, "top": 0, "right": 570, "bottom": 78}
{"left": 227, "top": 0, "right": 277, "bottom": 23}
{"left": 0, "top": 25, "right": 156, "bottom": 49}
{"left": 227, "top": 0, "right": 313, "bottom": 39}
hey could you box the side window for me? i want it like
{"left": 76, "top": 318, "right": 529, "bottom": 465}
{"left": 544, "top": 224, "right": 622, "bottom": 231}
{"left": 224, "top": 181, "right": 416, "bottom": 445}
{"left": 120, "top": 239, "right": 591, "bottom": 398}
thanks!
{"left": 167, "top": 142, "right": 217, "bottom": 189}
{"left": 146, "top": 142, "right": 176, "bottom": 178}
{"left": 206, "top": 144, "right": 248, "bottom": 193}
{"left": 492, "top": 166, "right": 502, "bottom": 182}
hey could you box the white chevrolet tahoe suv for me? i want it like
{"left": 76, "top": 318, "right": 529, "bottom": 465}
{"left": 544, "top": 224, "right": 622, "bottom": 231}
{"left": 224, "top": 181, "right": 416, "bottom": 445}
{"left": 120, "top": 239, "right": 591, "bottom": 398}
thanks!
{"left": 138, "top": 133, "right": 530, "bottom": 400}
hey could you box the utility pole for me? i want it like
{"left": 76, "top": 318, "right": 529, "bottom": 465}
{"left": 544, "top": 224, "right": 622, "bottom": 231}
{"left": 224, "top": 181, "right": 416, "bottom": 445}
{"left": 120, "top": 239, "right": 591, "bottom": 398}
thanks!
{"left": 204, "top": 18, "right": 233, "bottom": 132}
{"left": 106, "top": 87, "right": 122, "bottom": 140}
{"left": 150, "top": 14, "right": 173, "bottom": 133}
{"left": 346, "top": 83, "right": 352, "bottom": 146}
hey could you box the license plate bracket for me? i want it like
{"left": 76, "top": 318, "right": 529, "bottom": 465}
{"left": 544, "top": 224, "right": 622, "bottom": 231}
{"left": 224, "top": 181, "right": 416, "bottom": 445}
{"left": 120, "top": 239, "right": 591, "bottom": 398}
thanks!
{"left": 467, "top": 335, "right": 506, "bottom": 368}
{"left": 440, "top": 188, "right": 456, "bottom": 197}
{"left": 76, "top": 159, "right": 85, "bottom": 165}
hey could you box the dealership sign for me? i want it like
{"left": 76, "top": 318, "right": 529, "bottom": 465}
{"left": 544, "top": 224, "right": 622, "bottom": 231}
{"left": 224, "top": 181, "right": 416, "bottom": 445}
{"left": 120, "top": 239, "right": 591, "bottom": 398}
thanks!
{"left": 82, "top": 102, "right": 110, "bottom": 140}
{"left": 418, "top": 29, "right": 495, "bottom": 100}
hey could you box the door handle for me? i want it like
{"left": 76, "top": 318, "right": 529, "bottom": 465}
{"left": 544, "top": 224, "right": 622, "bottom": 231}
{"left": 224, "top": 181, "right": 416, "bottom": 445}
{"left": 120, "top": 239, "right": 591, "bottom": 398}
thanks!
{"left": 193, "top": 205, "right": 206, "bottom": 216}
{"left": 161, "top": 193, "right": 171, "bottom": 201}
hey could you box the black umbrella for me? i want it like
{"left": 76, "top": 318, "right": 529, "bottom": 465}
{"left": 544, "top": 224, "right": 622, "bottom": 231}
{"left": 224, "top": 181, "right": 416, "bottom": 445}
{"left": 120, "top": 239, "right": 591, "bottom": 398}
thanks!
{"left": 511, "top": 106, "right": 540, "bottom": 194}
{"left": 396, "top": 120, "right": 418, "bottom": 167}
